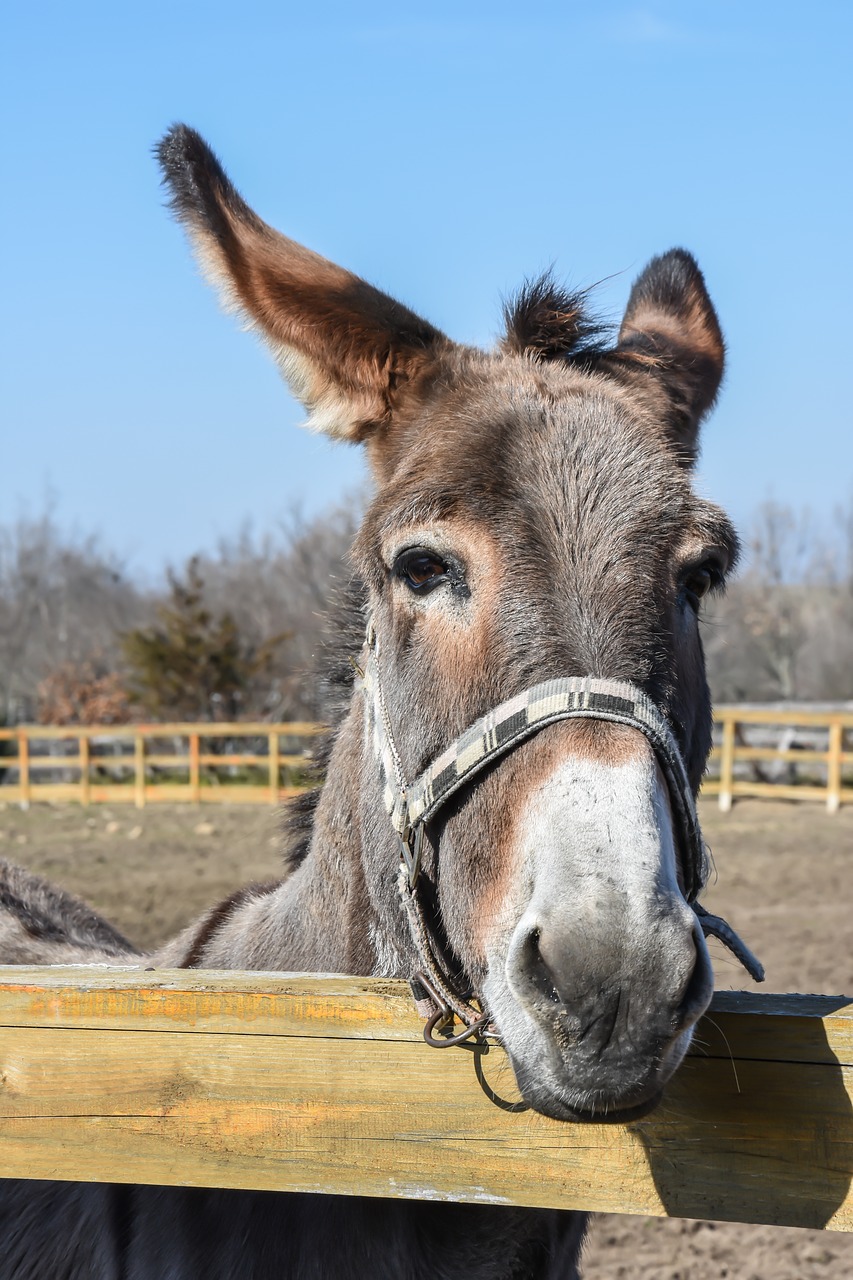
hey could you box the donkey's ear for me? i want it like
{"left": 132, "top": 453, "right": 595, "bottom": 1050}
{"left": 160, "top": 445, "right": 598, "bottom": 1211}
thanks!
{"left": 605, "top": 250, "right": 724, "bottom": 462}
{"left": 157, "top": 125, "right": 449, "bottom": 443}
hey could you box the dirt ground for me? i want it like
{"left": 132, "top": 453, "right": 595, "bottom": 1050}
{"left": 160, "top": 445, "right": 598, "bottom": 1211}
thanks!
{"left": 1, "top": 796, "right": 851, "bottom": 1277}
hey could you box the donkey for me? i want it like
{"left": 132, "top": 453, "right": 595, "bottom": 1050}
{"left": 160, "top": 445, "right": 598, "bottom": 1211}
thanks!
{"left": 0, "top": 125, "right": 761, "bottom": 1279}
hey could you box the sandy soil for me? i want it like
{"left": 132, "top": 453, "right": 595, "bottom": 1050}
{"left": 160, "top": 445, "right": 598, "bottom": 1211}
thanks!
{"left": 1, "top": 796, "right": 851, "bottom": 1277}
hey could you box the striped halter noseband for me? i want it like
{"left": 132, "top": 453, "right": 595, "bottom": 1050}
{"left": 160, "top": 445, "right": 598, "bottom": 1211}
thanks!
{"left": 362, "top": 616, "right": 764, "bottom": 1046}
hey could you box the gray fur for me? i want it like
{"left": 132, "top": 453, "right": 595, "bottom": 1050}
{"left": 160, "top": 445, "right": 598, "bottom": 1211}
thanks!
{"left": 0, "top": 860, "right": 138, "bottom": 964}
{"left": 0, "top": 126, "right": 738, "bottom": 1278}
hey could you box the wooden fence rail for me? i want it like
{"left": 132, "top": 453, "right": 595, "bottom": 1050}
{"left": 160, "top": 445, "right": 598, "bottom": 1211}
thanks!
{"left": 0, "top": 968, "right": 850, "bottom": 1231}
{"left": 0, "top": 708, "right": 851, "bottom": 809}
{"left": 0, "top": 722, "right": 322, "bottom": 808}
{"left": 705, "top": 707, "right": 853, "bottom": 812}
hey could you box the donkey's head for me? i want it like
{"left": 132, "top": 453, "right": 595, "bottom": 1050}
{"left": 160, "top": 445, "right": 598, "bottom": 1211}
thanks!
{"left": 159, "top": 126, "right": 738, "bottom": 1122}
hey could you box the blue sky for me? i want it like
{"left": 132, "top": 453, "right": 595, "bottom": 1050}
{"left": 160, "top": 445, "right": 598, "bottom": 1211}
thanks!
{"left": 4, "top": 1, "right": 851, "bottom": 573}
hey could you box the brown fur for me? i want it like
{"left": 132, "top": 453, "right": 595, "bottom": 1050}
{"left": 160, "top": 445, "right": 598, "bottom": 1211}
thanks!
{"left": 157, "top": 126, "right": 450, "bottom": 446}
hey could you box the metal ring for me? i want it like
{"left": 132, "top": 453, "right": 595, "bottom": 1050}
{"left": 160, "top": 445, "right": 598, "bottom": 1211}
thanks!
{"left": 423, "top": 1007, "right": 491, "bottom": 1048}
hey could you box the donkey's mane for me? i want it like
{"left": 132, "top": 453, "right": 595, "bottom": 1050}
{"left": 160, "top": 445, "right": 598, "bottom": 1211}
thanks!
{"left": 279, "top": 575, "right": 365, "bottom": 875}
{"left": 502, "top": 272, "right": 612, "bottom": 362}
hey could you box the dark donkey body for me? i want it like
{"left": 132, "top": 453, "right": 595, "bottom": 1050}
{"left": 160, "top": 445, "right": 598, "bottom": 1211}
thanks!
{"left": 0, "top": 126, "right": 744, "bottom": 1278}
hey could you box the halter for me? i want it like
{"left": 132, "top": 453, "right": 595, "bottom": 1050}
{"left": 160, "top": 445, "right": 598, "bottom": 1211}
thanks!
{"left": 362, "top": 616, "right": 764, "bottom": 1047}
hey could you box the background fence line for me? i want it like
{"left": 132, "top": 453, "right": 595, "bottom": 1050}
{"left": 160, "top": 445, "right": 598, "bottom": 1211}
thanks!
{"left": 0, "top": 722, "right": 322, "bottom": 808}
{"left": 0, "top": 708, "right": 851, "bottom": 809}
{"left": 704, "top": 707, "right": 853, "bottom": 812}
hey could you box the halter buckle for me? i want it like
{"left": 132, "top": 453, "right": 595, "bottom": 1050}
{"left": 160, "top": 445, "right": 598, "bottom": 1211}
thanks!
{"left": 400, "top": 822, "right": 424, "bottom": 889}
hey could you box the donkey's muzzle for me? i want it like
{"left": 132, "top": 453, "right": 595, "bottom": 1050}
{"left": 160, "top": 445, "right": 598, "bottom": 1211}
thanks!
{"left": 502, "top": 890, "right": 714, "bottom": 1117}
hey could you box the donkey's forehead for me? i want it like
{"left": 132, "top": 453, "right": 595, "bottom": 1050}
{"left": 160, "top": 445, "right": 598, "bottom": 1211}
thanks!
{"left": 367, "top": 354, "right": 718, "bottom": 552}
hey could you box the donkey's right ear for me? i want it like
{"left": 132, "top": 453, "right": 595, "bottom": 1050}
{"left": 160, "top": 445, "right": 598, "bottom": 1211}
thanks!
{"left": 599, "top": 250, "right": 725, "bottom": 464}
{"left": 157, "top": 125, "right": 449, "bottom": 444}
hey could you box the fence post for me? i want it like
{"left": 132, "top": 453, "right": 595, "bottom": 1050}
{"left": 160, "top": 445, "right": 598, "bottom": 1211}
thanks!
{"left": 189, "top": 733, "right": 200, "bottom": 804}
{"left": 17, "top": 730, "right": 30, "bottom": 809}
{"left": 827, "top": 719, "right": 843, "bottom": 814}
{"left": 718, "top": 714, "right": 735, "bottom": 813}
{"left": 80, "top": 735, "right": 90, "bottom": 807}
{"left": 268, "top": 730, "right": 280, "bottom": 805}
{"left": 134, "top": 734, "right": 145, "bottom": 809}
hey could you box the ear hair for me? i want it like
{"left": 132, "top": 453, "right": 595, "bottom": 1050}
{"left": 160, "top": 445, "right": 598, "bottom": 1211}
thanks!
{"left": 157, "top": 124, "right": 449, "bottom": 444}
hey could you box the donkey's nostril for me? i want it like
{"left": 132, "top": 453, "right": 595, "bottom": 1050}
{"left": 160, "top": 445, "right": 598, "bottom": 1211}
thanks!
{"left": 522, "top": 926, "right": 562, "bottom": 1006}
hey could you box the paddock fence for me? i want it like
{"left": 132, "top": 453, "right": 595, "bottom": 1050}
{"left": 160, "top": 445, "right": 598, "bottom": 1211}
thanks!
{"left": 1, "top": 706, "right": 852, "bottom": 809}
{"left": 0, "top": 967, "right": 851, "bottom": 1231}
{"left": 705, "top": 706, "right": 853, "bottom": 812}
{"left": 0, "top": 722, "right": 323, "bottom": 808}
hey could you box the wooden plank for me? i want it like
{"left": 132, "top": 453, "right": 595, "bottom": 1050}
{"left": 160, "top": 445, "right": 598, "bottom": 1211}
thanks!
{"left": 0, "top": 970, "right": 851, "bottom": 1230}
{"left": 715, "top": 707, "right": 853, "bottom": 728}
{"left": 134, "top": 734, "right": 145, "bottom": 809}
{"left": 87, "top": 786, "right": 136, "bottom": 805}
{"left": 1, "top": 971, "right": 850, "bottom": 1058}
{"left": 0, "top": 970, "right": 419, "bottom": 1039}
{"left": 189, "top": 787, "right": 295, "bottom": 805}
{"left": 731, "top": 746, "right": 828, "bottom": 763}
{"left": 729, "top": 782, "right": 832, "bottom": 801}
{"left": 7, "top": 722, "right": 325, "bottom": 739}
{"left": 828, "top": 719, "right": 844, "bottom": 813}
{"left": 1, "top": 784, "right": 84, "bottom": 804}
{"left": 145, "top": 786, "right": 305, "bottom": 805}
{"left": 136, "top": 754, "right": 305, "bottom": 768}
{"left": 717, "top": 716, "right": 735, "bottom": 811}
{"left": 80, "top": 736, "right": 90, "bottom": 806}
{"left": 25, "top": 755, "right": 84, "bottom": 771}
{"left": 189, "top": 733, "right": 201, "bottom": 804}
{"left": 17, "top": 730, "right": 30, "bottom": 806}
{"left": 0, "top": 785, "right": 311, "bottom": 806}
{"left": 269, "top": 729, "right": 280, "bottom": 805}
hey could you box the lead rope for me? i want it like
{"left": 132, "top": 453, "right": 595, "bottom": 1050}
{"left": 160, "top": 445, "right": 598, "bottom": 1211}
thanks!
{"left": 362, "top": 618, "right": 764, "bottom": 1048}
{"left": 363, "top": 622, "right": 495, "bottom": 1044}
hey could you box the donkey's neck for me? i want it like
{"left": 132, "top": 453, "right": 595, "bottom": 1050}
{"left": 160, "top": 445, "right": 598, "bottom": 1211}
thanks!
{"left": 156, "top": 699, "right": 414, "bottom": 978}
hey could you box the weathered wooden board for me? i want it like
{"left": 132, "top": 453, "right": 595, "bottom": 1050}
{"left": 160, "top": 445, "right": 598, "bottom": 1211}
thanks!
{"left": 0, "top": 969, "right": 851, "bottom": 1230}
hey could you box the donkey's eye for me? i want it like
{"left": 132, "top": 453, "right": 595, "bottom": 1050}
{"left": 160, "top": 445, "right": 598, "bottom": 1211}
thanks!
{"left": 393, "top": 549, "right": 450, "bottom": 594}
{"left": 682, "top": 562, "right": 722, "bottom": 609}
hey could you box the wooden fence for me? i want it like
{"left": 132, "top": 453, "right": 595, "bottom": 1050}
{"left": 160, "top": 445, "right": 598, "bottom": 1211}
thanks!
{"left": 705, "top": 706, "right": 853, "bottom": 812}
{"left": 0, "top": 967, "right": 850, "bottom": 1231}
{"left": 0, "top": 707, "right": 851, "bottom": 809}
{"left": 0, "top": 722, "right": 322, "bottom": 807}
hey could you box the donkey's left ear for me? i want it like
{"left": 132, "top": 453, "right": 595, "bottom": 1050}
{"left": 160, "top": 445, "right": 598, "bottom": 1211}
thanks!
{"left": 604, "top": 249, "right": 724, "bottom": 463}
{"left": 157, "top": 125, "right": 450, "bottom": 447}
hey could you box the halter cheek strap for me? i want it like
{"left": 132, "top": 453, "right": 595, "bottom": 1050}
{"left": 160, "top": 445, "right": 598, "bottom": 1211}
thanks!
{"left": 361, "top": 617, "right": 764, "bottom": 1044}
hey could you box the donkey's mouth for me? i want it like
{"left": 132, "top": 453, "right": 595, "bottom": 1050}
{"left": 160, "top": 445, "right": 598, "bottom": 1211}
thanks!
{"left": 522, "top": 1087, "right": 664, "bottom": 1124}
{"left": 556, "top": 1092, "right": 663, "bottom": 1125}
{"left": 509, "top": 1057, "right": 667, "bottom": 1125}
{"left": 521, "top": 1085, "right": 664, "bottom": 1125}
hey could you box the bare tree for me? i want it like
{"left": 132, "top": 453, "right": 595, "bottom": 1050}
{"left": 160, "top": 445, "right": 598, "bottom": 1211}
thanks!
{"left": 704, "top": 498, "right": 853, "bottom": 704}
{"left": 0, "top": 509, "right": 146, "bottom": 724}
{"left": 809, "top": 493, "right": 853, "bottom": 700}
{"left": 0, "top": 498, "right": 362, "bottom": 727}
{"left": 193, "top": 497, "right": 362, "bottom": 719}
